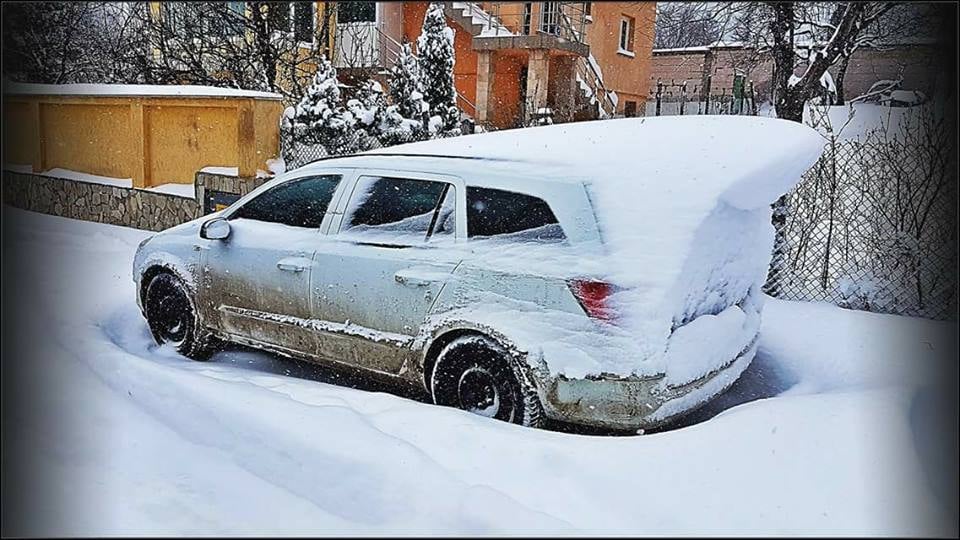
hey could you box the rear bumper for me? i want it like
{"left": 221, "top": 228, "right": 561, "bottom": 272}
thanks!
{"left": 538, "top": 336, "right": 758, "bottom": 431}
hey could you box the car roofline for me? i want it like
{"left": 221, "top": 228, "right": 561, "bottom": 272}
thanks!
{"left": 302, "top": 152, "right": 524, "bottom": 167}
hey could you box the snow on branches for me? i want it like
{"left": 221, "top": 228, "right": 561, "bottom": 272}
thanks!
{"left": 287, "top": 3, "right": 464, "bottom": 157}
{"left": 417, "top": 2, "right": 461, "bottom": 135}
{"left": 390, "top": 43, "right": 429, "bottom": 123}
{"left": 291, "top": 56, "right": 359, "bottom": 155}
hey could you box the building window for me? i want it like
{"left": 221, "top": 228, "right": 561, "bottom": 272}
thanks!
{"left": 522, "top": 2, "right": 533, "bottom": 35}
{"left": 210, "top": 2, "right": 245, "bottom": 37}
{"left": 624, "top": 101, "right": 637, "bottom": 117}
{"left": 618, "top": 15, "right": 635, "bottom": 53}
{"left": 540, "top": 1, "right": 561, "bottom": 35}
{"left": 292, "top": 2, "right": 314, "bottom": 42}
{"left": 267, "top": 2, "right": 315, "bottom": 43}
{"left": 337, "top": 1, "right": 376, "bottom": 24}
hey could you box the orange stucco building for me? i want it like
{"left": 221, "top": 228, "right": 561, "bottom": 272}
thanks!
{"left": 148, "top": 2, "right": 656, "bottom": 129}
{"left": 331, "top": 2, "right": 656, "bottom": 128}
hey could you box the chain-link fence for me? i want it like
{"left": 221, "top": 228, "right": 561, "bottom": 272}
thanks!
{"left": 768, "top": 105, "right": 957, "bottom": 320}
{"left": 281, "top": 120, "right": 474, "bottom": 169}
{"left": 282, "top": 104, "right": 956, "bottom": 321}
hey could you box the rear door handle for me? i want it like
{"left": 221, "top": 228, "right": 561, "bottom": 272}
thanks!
{"left": 394, "top": 268, "right": 438, "bottom": 287}
{"left": 394, "top": 273, "right": 431, "bottom": 287}
{"left": 276, "top": 256, "right": 311, "bottom": 273}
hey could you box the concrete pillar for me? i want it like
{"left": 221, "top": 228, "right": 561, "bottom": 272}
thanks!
{"left": 237, "top": 99, "right": 257, "bottom": 178}
{"left": 549, "top": 55, "right": 578, "bottom": 122}
{"left": 476, "top": 50, "right": 496, "bottom": 125}
{"left": 29, "top": 101, "right": 45, "bottom": 173}
{"left": 525, "top": 49, "right": 550, "bottom": 122}
{"left": 129, "top": 101, "right": 148, "bottom": 188}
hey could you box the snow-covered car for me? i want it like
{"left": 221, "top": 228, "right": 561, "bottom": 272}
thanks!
{"left": 133, "top": 116, "right": 822, "bottom": 430}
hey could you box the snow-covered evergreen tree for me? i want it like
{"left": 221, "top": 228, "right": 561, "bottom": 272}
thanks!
{"left": 292, "top": 56, "right": 357, "bottom": 155}
{"left": 416, "top": 3, "right": 461, "bottom": 133}
{"left": 389, "top": 43, "right": 429, "bottom": 122}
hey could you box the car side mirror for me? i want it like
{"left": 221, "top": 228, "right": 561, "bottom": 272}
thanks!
{"left": 200, "top": 217, "right": 231, "bottom": 240}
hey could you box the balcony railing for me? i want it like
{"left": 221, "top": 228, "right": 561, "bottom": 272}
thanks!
{"left": 473, "top": 2, "right": 589, "bottom": 44}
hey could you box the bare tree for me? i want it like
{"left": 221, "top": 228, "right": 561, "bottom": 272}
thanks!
{"left": 137, "top": 2, "right": 335, "bottom": 101}
{"left": 654, "top": 2, "right": 723, "bottom": 49}
{"left": 709, "top": 2, "right": 924, "bottom": 295}
{"left": 2, "top": 2, "right": 150, "bottom": 84}
{"left": 711, "top": 2, "right": 919, "bottom": 121}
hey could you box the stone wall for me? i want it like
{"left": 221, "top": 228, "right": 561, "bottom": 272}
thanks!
{"left": 195, "top": 171, "right": 270, "bottom": 208}
{"left": 2, "top": 169, "right": 273, "bottom": 232}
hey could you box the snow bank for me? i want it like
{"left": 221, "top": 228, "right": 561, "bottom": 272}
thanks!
{"left": 2, "top": 208, "right": 953, "bottom": 536}
{"left": 6, "top": 82, "right": 283, "bottom": 100}
{"left": 804, "top": 102, "right": 928, "bottom": 141}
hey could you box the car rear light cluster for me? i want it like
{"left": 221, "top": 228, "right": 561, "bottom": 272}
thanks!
{"left": 568, "top": 279, "right": 617, "bottom": 322}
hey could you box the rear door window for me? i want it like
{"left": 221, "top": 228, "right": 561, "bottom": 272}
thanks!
{"left": 467, "top": 187, "right": 565, "bottom": 242}
{"left": 341, "top": 176, "right": 456, "bottom": 245}
{"left": 232, "top": 174, "right": 341, "bottom": 229}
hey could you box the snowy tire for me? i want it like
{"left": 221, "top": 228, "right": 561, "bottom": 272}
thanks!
{"left": 431, "top": 336, "right": 545, "bottom": 428}
{"left": 144, "top": 272, "right": 213, "bottom": 360}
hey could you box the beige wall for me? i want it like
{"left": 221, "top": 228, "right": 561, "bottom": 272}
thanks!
{"left": 2, "top": 94, "right": 282, "bottom": 187}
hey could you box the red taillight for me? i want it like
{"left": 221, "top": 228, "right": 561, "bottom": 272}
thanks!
{"left": 568, "top": 279, "right": 616, "bottom": 321}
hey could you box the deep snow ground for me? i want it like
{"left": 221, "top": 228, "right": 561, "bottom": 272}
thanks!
{"left": 1, "top": 207, "right": 956, "bottom": 536}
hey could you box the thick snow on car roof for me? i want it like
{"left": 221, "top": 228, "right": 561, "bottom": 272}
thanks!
{"left": 372, "top": 117, "right": 824, "bottom": 378}
{"left": 370, "top": 115, "right": 822, "bottom": 206}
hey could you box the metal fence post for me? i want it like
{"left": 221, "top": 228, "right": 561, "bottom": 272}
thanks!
{"left": 704, "top": 75, "right": 712, "bottom": 115}
{"left": 655, "top": 80, "right": 663, "bottom": 116}
{"left": 679, "top": 81, "right": 686, "bottom": 115}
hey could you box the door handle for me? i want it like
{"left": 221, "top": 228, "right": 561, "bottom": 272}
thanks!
{"left": 276, "top": 256, "right": 311, "bottom": 273}
{"left": 394, "top": 273, "right": 431, "bottom": 287}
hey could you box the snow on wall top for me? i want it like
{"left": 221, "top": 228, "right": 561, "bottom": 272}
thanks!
{"left": 4, "top": 82, "right": 283, "bottom": 100}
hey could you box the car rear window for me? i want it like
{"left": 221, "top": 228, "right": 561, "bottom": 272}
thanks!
{"left": 233, "top": 175, "right": 341, "bottom": 228}
{"left": 467, "top": 187, "right": 565, "bottom": 242}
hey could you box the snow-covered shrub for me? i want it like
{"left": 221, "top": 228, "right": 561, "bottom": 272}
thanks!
{"left": 347, "top": 80, "right": 388, "bottom": 151}
{"left": 388, "top": 43, "right": 429, "bottom": 125}
{"left": 416, "top": 3, "right": 461, "bottom": 135}
{"left": 292, "top": 56, "right": 359, "bottom": 156}
{"left": 834, "top": 273, "right": 883, "bottom": 312}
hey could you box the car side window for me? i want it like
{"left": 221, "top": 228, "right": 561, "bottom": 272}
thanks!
{"left": 341, "top": 176, "right": 456, "bottom": 245}
{"left": 232, "top": 175, "right": 341, "bottom": 229}
{"left": 467, "top": 187, "right": 566, "bottom": 242}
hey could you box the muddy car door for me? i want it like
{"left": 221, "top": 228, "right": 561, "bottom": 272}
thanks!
{"left": 198, "top": 174, "right": 343, "bottom": 356}
{"left": 311, "top": 173, "right": 466, "bottom": 374}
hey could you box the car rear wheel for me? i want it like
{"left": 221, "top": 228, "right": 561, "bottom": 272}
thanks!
{"left": 144, "top": 272, "right": 213, "bottom": 360}
{"left": 431, "top": 336, "right": 544, "bottom": 428}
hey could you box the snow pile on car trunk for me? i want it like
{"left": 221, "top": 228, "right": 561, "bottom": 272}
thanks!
{"left": 376, "top": 117, "right": 824, "bottom": 381}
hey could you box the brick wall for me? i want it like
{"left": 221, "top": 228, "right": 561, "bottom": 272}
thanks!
{"left": 651, "top": 43, "right": 938, "bottom": 103}
{"left": 842, "top": 45, "right": 939, "bottom": 98}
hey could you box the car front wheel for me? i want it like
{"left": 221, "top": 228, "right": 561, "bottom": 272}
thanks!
{"left": 431, "top": 335, "right": 544, "bottom": 428}
{"left": 144, "top": 272, "right": 213, "bottom": 360}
